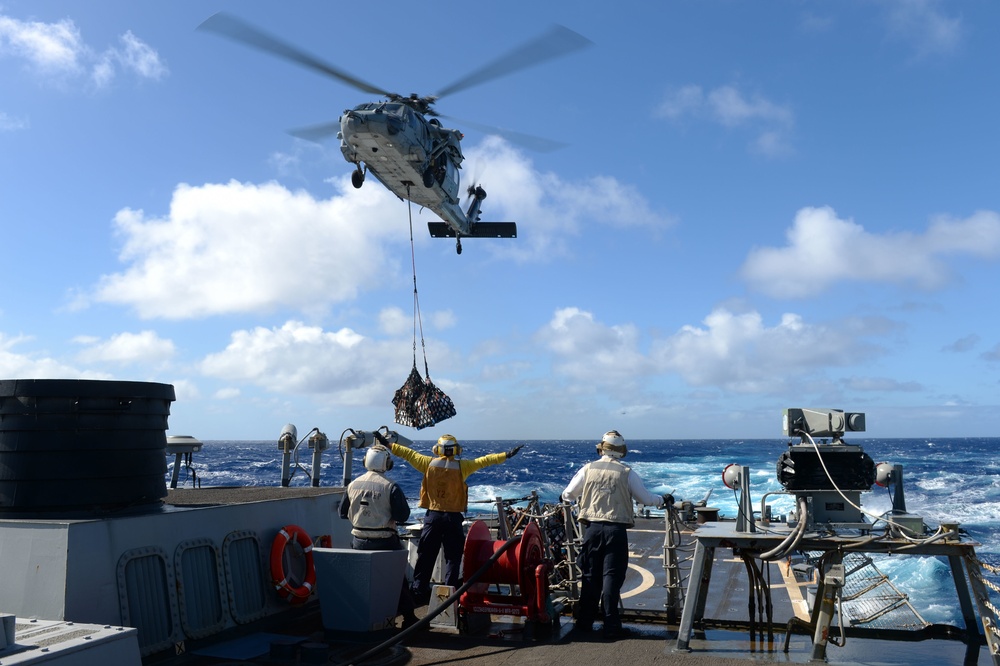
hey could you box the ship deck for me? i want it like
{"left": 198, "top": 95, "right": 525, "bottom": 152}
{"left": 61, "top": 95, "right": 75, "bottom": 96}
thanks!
{"left": 144, "top": 515, "right": 991, "bottom": 666}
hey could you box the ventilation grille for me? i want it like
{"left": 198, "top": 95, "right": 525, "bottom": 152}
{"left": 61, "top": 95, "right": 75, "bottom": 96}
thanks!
{"left": 175, "top": 539, "right": 227, "bottom": 638}
{"left": 117, "top": 547, "right": 179, "bottom": 656}
{"left": 223, "top": 531, "right": 268, "bottom": 623}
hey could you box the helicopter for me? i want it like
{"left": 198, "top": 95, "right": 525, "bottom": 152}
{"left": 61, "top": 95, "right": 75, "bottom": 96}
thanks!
{"left": 198, "top": 13, "right": 592, "bottom": 254}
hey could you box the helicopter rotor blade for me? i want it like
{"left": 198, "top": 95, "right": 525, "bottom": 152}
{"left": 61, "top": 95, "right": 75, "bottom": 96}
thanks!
{"left": 442, "top": 115, "right": 568, "bottom": 153}
{"left": 433, "top": 24, "right": 592, "bottom": 101}
{"left": 197, "top": 12, "right": 394, "bottom": 98}
{"left": 288, "top": 120, "right": 342, "bottom": 143}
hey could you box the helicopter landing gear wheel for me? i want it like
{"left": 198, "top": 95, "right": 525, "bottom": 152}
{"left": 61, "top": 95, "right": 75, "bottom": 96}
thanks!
{"left": 422, "top": 167, "right": 435, "bottom": 188}
{"left": 456, "top": 237, "right": 462, "bottom": 255}
{"left": 351, "top": 168, "right": 365, "bottom": 189}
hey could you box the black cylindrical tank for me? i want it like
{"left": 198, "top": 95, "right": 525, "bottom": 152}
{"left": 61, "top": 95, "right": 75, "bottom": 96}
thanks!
{"left": 0, "top": 379, "right": 175, "bottom": 515}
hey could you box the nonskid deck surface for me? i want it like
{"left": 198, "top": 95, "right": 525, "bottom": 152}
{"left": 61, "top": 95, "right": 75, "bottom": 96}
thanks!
{"left": 143, "top": 517, "right": 990, "bottom": 666}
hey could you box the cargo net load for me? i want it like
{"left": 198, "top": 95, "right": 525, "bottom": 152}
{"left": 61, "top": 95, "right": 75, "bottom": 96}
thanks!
{"left": 392, "top": 364, "right": 456, "bottom": 430}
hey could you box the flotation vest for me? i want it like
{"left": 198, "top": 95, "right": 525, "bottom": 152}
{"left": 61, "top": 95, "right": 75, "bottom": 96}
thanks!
{"left": 347, "top": 471, "right": 397, "bottom": 539}
{"left": 420, "top": 456, "right": 468, "bottom": 512}
{"left": 578, "top": 459, "right": 635, "bottom": 526}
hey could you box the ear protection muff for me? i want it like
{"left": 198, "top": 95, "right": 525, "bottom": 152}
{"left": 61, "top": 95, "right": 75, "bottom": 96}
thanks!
{"left": 433, "top": 435, "right": 462, "bottom": 457}
{"left": 433, "top": 442, "right": 462, "bottom": 457}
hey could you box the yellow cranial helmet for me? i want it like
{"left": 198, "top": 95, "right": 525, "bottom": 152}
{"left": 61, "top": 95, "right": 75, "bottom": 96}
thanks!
{"left": 433, "top": 434, "right": 462, "bottom": 457}
{"left": 597, "top": 430, "right": 627, "bottom": 458}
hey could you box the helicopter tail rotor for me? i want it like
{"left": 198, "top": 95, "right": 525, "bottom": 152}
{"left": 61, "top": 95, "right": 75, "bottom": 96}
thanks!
{"left": 427, "top": 184, "right": 515, "bottom": 249}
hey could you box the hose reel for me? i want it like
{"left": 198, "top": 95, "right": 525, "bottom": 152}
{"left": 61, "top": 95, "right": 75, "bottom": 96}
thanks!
{"left": 459, "top": 520, "right": 552, "bottom": 627}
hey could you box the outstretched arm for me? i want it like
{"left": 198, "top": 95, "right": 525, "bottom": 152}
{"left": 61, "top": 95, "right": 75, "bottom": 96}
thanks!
{"left": 461, "top": 451, "right": 509, "bottom": 480}
{"left": 390, "top": 442, "right": 432, "bottom": 474}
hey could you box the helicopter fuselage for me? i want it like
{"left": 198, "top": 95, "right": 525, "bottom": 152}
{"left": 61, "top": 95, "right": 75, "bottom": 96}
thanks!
{"left": 339, "top": 102, "right": 477, "bottom": 236}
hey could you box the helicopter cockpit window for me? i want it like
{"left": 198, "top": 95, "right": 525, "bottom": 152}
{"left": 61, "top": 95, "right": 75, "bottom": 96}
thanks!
{"left": 442, "top": 160, "right": 460, "bottom": 200}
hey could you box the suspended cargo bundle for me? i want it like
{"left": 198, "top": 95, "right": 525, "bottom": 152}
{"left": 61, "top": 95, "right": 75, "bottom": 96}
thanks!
{"left": 392, "top": 364, "right": 456, "bottom": 430}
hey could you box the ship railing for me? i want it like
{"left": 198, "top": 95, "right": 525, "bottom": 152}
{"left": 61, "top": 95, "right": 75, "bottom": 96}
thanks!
{"left": 965, "top": 553, "right": 1000, "bottom": 662}
{"left": 475, "top": 493, "right": 692, "bottom": 622}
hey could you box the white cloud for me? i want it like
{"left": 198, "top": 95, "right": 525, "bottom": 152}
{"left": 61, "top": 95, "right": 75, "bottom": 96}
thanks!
{"left": 199, "top": 320, "right": 415, "bottom": 405}
{"left": 706, "top": 86, "right": 793, "bottom": 128}
{"left": 0, "top": 15, "right": 83, "bottom": 74}
{"left": 378, "top": 306, "right": 456, "bottom": 336}
{"left": 536, "top": 307, "right": 647, "bottom": 383}
{"left": 655, "top": 84, "right": 704, "bottom": 120}
{"left": 87, "top": 179, "right": 406, "bottom": 319}
{"left": 464, "top": 137, "right": 673, "bottom": 261}
{"left": 537, "top": 306, "right": 889, "bottom": 396}
{"left": 0, "top": 14, "right": 166, "bottom": 87}
{"left": 650, "top": 308, "right": 885, "bottom": 393}
{"left": 116, "top": 31, "right": 167, "bottom": 79}
{"left": 213, "top": 387, "right": 241, "bottom": 400}
{"left": 378, "top": 307, "right": 411, "bottom": 336}
{"left": 655, "top": 84, "right": 794, "bottom": 157}
{"left": 740, "top": 207, "right": 1000, "bottom": 298}
{"left": 170, "top": 378, "right": 201, "bottom": 403}
{"left": 429, "top": 310, "right": 457, "bottom": 330}
{"left": 73, "top": 330, "right": 175, "bottom": 365}
{"left": 0, "top": 332, "right": 108, "bottom": 379}
{"left": 883, "top": 0, "right": 962, "bottom": 58}
{"left": 0, "top": 111, "right": 28, "bottom": 131}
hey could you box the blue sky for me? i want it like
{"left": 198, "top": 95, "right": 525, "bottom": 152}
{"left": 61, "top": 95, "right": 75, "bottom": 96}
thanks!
{"left": 2, "top": 1, "right": 998, "bottom": 441}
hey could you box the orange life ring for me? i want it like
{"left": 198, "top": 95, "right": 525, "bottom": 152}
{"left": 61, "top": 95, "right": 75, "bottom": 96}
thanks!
{"left": 269, "top": 524, "right": 316, "bottom": 604}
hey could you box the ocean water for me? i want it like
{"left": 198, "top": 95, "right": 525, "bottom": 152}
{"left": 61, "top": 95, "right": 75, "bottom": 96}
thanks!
{"left": 170, "top": 436, "right": 1000, "bottom": 627}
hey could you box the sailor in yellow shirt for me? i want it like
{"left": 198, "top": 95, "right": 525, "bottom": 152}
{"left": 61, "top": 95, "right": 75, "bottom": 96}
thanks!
{"left": 390, "top": 434, "right": 523, "bottom": 604}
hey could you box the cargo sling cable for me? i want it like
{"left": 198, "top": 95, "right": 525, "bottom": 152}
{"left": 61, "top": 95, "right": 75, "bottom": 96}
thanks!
{"left": 392, "top": 188, "right": 456, "bottom": 429}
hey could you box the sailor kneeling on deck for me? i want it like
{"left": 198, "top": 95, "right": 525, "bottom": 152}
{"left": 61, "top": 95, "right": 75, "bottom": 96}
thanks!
{"left": 339, "top": 444, "right": 421, "bottom": 629}
{"left": 562, "top": 430, "right": 672, "bottom": 640}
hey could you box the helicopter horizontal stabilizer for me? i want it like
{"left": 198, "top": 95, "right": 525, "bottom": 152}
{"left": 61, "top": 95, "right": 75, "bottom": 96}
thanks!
{"left": 428, "top": 222, "right": 517, "bottom": 239}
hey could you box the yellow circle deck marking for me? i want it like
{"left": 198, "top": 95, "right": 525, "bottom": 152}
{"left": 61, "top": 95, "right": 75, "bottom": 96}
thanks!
{"left": 621, "top": 562, "right": 656, "bottom": 599}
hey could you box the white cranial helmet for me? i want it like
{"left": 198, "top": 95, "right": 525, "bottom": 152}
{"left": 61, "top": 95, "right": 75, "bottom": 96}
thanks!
{"left": 364, "top": 444, "right": 393, "bottom": 472}
{"left": 597, "top": 430, "right": 627, "bottom": 458}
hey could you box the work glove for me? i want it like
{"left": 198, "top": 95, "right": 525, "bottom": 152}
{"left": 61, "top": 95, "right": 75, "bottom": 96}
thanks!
{"left": 506, "top": 444, "right": 523, "bottom": 459}
{"left": 662, "top": 493, "right": 675, "bottom": 507}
